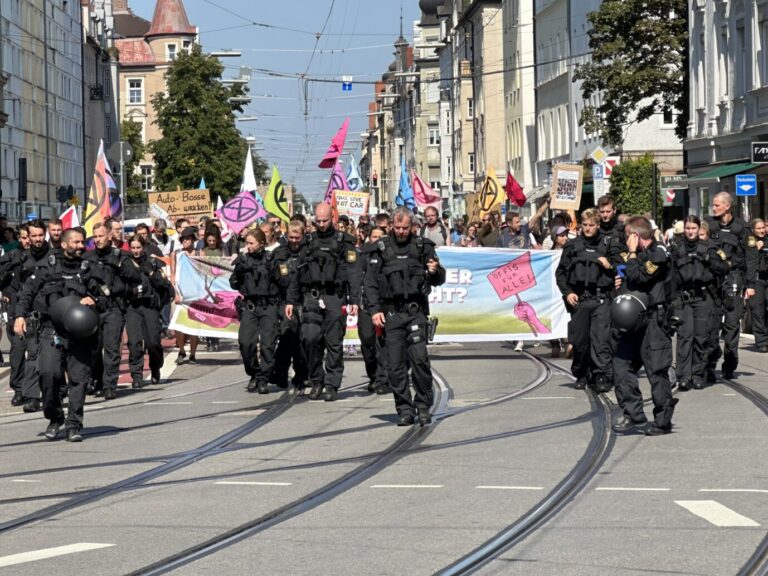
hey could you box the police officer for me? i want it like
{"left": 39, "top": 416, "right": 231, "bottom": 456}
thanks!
{"left": 13, "top": 220, "right": 57, "bottom": 411}
{"left": 125, "top": 235, "right": 169, "bottom": 389}
{"left": 271, "top": 221, "right": 308, "bottom": 391}
{"left": 748, "top": 218, "right": 768, "bottom": 352}
{"left": 14, "top": 228, "right": 108, "bottom": 442}
{"left": 359, "top": 225, "right": 390, "bottom": 395}
{"left": 0, "top": 224, "right": 32, "bottom": 409}
{"left": 707, "top": 191, "right": 759, "bottom": 379}
{"left": 364, "top": 207, "right": 446, "bottom": 426}
{"left": 670, "top": 216, "right": 730, "bottom": 391}
{"left": 230, "top": 228, "right": 281, "bottom": 394}
{"left": 612, "top": 216, "right": 677, "bottom": 436}
{"left": 556, "top": 208, "right": 615, "bottom": 392}
{"left": 285, "top": 203, "right": 361, "bottom": 402}
{"left": 85, "top": 222, "right": 139, "bottom": 400}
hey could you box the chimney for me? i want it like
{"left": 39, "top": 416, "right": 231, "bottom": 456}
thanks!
{"left": 113, "top": 0, "right": 129, "bottom": 13}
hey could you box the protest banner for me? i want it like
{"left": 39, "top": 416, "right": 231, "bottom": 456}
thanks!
{"left": 333, "top": 190, "right": 370, "bottom": 218}
{"left": 170, "top": 248, "right": 569, "bottom": 343}
{"left": 147, "top": 189, "right": 213, "bottom": 222}
{"left": 549, "top": 164, "right": 583, "bottom": 210}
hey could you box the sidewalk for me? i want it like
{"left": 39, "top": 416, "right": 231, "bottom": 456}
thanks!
{"left": 0, "top": 333, "right": 178, "bottom": 416}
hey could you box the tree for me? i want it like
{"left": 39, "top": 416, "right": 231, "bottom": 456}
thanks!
{"left": 573, "top": 0, "right": 688, "bottom": 148}
{"left": 150, "top": 45, "right": 265, "bottom": 199}
{"left": 120, "top": 119, "right": 147, "bottom": 204}
{"left": 609, "top": 154, "right": 663, "bottom": 221}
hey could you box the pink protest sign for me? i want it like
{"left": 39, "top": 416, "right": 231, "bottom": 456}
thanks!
{"left": 487, "top": 251, "right": 537, "bottom": 301}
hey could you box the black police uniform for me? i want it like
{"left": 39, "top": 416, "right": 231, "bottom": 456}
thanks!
{"left": 286, "top": 227, "right": 361, "bottom": 401}
{"left": 230, "top": 248, "right": 281, "bottom": 394}
{"left": 363, "top": 234, "right": 446, "bottom": 425}
{"left": 612, "top": 241, "right": 677, "bottom": 435}
{"left": 14, "top": 244, "right": 60, "bottom": 408}
{"left": 15, "top": 253, "right": 109, "bottom": 439}
{"left": 707, "top": 215, "right": 759, "bottom": 377}
{"left": 0, "top": 249, "right": 31, "bottom": 407}
{"left": 670, "top": 237, "right": 730, "bottom": 389}
{"left": 271, "top": 243, "right": 307, "bottom": 390}
{"left": 358, "top": 242, "right": 390, "bottom": 394}
{"left": 84, "top": 245, "right": 139, "bottom": 398}
{"left": 556, "top": 233, "right": 615, "bottom": 391}
{"left": 749, "top": 237, "right": 768, "bottom": 351}
{"left": 125, "top": 254, "right": 169, "bottom": 387}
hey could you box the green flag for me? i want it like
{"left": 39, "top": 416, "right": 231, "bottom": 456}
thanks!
{"left": 265, "top": 165, "right": 290, "bottom": 222}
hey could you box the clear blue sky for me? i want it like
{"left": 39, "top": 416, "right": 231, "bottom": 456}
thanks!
{"left": 128, "top": 0, "right": 422, "bottom": 200}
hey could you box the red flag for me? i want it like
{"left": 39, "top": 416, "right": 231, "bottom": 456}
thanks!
{"left": 319, "top": 118, "right": 350, "bottom": 169}
{"left": 411, "top": 170, "right": 442, "bottom": 209}
{"left": 505, "top": 171, "right": 526, "bottom": 207}
{"left": 59, "top": 206, "right": 80, "bottom": 230}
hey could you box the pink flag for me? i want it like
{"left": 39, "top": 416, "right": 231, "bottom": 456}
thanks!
{"left": 216, "top": 190, "right": 267, "bottom": 236}
{"left": 59, "top": 206, "right": 80, "bottom": 230}
{"left": 324, "top": 160, "right": 350, "bottom": 203}
{"left": 319, "top": 118, "right": 350, "bottom": 169}
{"left": 411, "top": 170, "right": 442, "bottom": 210}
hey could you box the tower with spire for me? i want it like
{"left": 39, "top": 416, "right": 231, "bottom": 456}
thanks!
{"left": 113, "top": 0, "right": 197, "bottom": 194}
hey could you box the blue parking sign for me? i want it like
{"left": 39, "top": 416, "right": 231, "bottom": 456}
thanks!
{"left": 736, "top": 174, "right": 757, "bottom": 196}
{"left": 593, "top": 164, "right": 605, "bottom": 180}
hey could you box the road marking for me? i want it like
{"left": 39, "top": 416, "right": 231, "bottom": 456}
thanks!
{"left": 335, "top": 398, "right": 353, "bottom": 402}
{"left": 211, "top": 401, "right": 240, "bottom": 405}
{"left": 476, "top": 485, "right": 544, "bottom": 491}
{"left": 699, "top": 489, "right": 768, "bottom": 494}
{"left": 522, "top": 396, "right": 575, "bottom": 400}
{"left": 219, "top": 410, "right": 266, "bottom": 417}
{"left": 596, "top": 487, "right": 671, "bottom": 492}
{"left": 11, "top": 479, "right": 41, "bottom": 483}
{"left": 0, "top": 543, "right": 115, "bottom": 568}
{"left": 370, "top": 484, "right": 443, "bottom": 489}
{"left": 722, "top": 393, "right": 737, "bottom": 397}
{"left": 215, "top": 481, "right": 292, "bottom": 486}
{"left": 146, "top": 402, "right": 193, "bottom": 406}
{"left": 675, "top": 500, "right": 760, "bottom": 527}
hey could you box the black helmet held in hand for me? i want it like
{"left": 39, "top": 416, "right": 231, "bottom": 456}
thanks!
{"left": 611, "top": 290, "right": 649, "bottom": 333}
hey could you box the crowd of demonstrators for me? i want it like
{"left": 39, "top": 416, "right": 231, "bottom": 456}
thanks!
{"left": 2, "top": 186, "right": 766, "bottom": 442}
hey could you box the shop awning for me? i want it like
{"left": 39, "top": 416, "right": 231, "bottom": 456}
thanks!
{"left": 686, "top": 162, "right": 759, "bottom": 186}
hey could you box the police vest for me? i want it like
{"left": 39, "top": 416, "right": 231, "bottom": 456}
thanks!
{"left": 233, "top": 251, "right": 277, "bottom": 298}
{"left": 566, "top": 236, "right": 611, "bottom": 291}
{"left": 300, "top": 232, "right": 350, "bottom": 287}
{"left": 672, "top": 242, "right": 713, "bottom": 288}
{"left": 35, "top": 257, "right": 92, "bottom": 315}
{"left": 376, "top": 237, "right": 428, "bottom": 301}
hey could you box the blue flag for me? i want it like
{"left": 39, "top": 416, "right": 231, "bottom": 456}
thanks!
{"left": 199, "top": 177, "right": 206, "bottom": 189}
{"left": 346, "top": 155, "right": 362, "bottom": 191}
{"left": 396, "top": 155, "right": 416, "bottom": 210}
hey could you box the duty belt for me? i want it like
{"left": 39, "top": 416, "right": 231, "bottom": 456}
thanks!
{"left": 680, "top": 288, "right": 705, "bottom": 304}
{"left": 384, "top": 301, "right": 422, "bottom": 314}
{"left": 307, "top": 284, "right": 343, "bottom": 299}
{"left": 580, "top": 289, "right": 608, "bottom": 301}
{"left": 244, "top": 296, "right": 278, "bottom": 311}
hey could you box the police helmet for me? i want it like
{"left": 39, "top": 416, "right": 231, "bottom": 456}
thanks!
{"left": 61, "top": 303, "right": 99, "bottom": 339}
{"left": 50, "top": 295, "right": 82, "bottom": 329}
{"left": 611, "top": 290, "right": 649, "bottom": 333}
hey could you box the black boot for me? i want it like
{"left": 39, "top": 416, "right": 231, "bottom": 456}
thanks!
{"left": 246, "top": 376, "right": 258, "bottom": 393}
{"left": 308, "top": 383, "right": 324, "bottom": 400}
{"left": 257, "top": 380, "right": 269, "bottom": 394}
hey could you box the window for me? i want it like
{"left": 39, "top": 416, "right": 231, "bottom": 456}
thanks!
{"left": 428, "top": 126, "right": 439, "bottom": 146}
{"left": 444, "top": 110, "right": 451, "bottom": 134}
{"left": 128, "top": 79, "right": 143, "bottom": 104}
{"left": 662, "top": 107, "right": 674, "bottom": 125}
{"left": 183, "top": 40, "right": 192, "bottom": 52}
{"left": 467, "top": 98, "right": 474, "bottom": 120}
{"left": 104, "top": 115, "right": 112, "bottom": 144}
{"left": 167, "top": 43, "right": 177, "bottom": 61}
{"left": 447, "top": 156, "right": 452, "bottom": 178}
{"left": 468, "top": 153, "right": 475, "bottom": 174}
{"left": 141, "top": 165, "right": 153, "bottom": 192}
{"left": 430, "top": 181, "right": 441, "bottom": 191}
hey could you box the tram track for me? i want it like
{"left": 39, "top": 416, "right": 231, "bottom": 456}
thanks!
{"left": 122, "top": 350, "right": 554, "bottom": 575}
{"left": 435, "top": 351, "right": 614, "bottom": 575}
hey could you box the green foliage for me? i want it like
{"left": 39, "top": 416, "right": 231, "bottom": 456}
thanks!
{"left": 609, "top": 154, "right": 663, "bottom": 221}
{"left": 120, "top": 119, "right": 147, "bottom": 204}
{"left": 573, "top": 0, "right": 688, "bottom": 148}
{"left": 149, "top": 44, "right": 266, "bottom": 199}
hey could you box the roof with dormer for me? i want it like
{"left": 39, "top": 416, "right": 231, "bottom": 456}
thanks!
{"left": 146, "top": 0, "right": 196, "bottom": 38}
{"left": 115, "top": 38, "right": 155, "bottom": 66}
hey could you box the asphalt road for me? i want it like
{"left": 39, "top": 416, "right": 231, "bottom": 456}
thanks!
{"left": 0, "top": 340, "right": 765, "bottom": 575}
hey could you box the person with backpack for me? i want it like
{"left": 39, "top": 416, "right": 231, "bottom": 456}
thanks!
{"left": 421, "top": 206, "right": 451, "bottom": 246}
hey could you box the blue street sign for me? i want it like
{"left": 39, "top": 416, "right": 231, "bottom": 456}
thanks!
{"left": 593, "top": 164, "right": 605, "bottom": 180}
{"left": 342, "top": 82, "right": 352, "bottom": 92}
{"left": 736, "top": 173, "right": 757, "bottom": 196}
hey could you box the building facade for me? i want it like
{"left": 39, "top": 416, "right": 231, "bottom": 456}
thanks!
{"left": 1, "top": 0, "right": 85, "bottom": 219}
{"left": 686, "top": 0, "right": 768, "bottom": 219}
